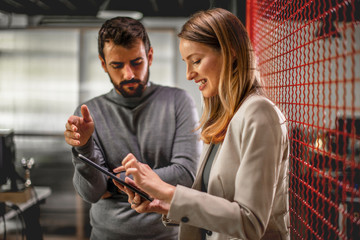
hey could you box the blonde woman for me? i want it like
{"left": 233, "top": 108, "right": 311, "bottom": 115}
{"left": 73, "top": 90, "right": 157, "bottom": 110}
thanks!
{"left": 114, "top": 8, "right": 290, "bottom": 240}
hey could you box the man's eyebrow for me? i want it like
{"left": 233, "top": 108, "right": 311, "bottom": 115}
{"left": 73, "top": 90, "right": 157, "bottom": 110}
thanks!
{"left": 109, "top": 57, "right": 143, "bottom": 64}
{"left": 109, "top": 61, "right": 123, "bottom": 65}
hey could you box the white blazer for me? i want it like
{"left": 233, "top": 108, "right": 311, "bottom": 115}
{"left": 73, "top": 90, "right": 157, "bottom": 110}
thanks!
{"left": 166, "top": 94, "right": 290, "bottom": 240}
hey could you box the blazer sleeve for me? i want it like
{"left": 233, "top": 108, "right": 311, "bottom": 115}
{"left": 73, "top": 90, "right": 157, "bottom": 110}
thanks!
{"left": 167, "top": 97, "right": 288, "bottom": 240}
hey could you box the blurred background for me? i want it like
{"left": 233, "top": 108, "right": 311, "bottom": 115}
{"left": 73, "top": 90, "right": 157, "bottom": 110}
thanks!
{"left": 0, "top": 1, "right": 245, "bottom": 239}
{"left": 1, "top": 0, "right": 359, "bottom": 240}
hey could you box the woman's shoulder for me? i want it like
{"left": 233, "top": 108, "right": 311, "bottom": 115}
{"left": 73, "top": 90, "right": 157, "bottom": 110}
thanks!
{"left": 243, "top": 94, "right": 273, "bottom": 107}
{"left": 232, "top": 94, "right": 286, "bottom": 125}
{"left": 236, "top": 94, "right": 273, "bottom": 115}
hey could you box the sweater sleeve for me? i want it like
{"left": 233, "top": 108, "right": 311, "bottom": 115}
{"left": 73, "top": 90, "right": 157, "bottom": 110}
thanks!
{"left": 152, "top": 89, "right": 202, "bottom": 188}
{"left": 71, "top": 108, "right": 108, "bottom": 204}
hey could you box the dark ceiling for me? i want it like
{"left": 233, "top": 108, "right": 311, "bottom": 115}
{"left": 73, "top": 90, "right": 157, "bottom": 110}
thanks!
{"left": 0, "top": 0, "right": 235, "bottom": 17}
{"left": 0, "top": 0, "right": 246, "bottom": 27}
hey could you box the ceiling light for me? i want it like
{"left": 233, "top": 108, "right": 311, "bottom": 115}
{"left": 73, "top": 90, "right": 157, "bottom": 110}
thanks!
{"left": 96, "top": 10, "right": 143, "bottom": 20}
{"left": 96, "top": 0, "right": 143, "bottom": 20}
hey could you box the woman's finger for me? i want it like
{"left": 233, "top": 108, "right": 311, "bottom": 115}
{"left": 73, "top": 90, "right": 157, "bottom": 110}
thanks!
{"left": 112, "top": 179, "right": 126, "bottom": 192}
{"left": 125, "top": 186, "right": 135, "bottom": 203}
{"left": 113, "top": 166, "right": 125, "bottom": 173}
{"left": 122, "top": 153, "right": 137, "bottom": 167}
{"left": 133, "top": 193, "right": 141, "bottom": 204}
{"left": 132, "top": 200, "right": 150, "bottom": 211}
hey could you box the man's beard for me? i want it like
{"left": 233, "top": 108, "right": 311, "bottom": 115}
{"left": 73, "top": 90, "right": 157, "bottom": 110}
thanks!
{"left": 109, "top": 69, "right": 150, "bottom": 98}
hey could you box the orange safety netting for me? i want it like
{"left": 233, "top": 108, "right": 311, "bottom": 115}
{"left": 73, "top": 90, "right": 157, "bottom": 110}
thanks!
{"left": 246, "top": 0, "right": 359, "bottom": 239}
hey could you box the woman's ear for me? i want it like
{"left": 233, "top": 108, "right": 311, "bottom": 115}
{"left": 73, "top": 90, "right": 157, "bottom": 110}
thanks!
{"left": 231, "top": 49, "right": 237, "bottom": 68}
{"left": 230, "top": 48, "right": 237, "bottom": 60}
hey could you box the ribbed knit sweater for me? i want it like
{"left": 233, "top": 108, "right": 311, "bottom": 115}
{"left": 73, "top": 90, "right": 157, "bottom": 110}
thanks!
{"left": 72, "top": 83, "right": 202, "bottom": 240}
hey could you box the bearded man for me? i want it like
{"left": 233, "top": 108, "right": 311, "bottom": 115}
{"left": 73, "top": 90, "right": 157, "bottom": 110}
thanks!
{"left": 64, "top": 17, "right": 201, "bottom": 240}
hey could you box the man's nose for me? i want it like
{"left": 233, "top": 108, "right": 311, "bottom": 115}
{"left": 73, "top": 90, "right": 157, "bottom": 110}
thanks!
{"left": 123, "top": 65, "right": 135, "bottom": 80}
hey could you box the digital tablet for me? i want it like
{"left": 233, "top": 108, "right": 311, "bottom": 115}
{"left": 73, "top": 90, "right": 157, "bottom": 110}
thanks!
{"left": 72, "top": 148, "right": 153, "bottom": 202}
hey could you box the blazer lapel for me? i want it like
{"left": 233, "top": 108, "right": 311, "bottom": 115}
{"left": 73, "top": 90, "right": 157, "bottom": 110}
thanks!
{"left": 192, "top": 143, "right": 214, "bottom": 190}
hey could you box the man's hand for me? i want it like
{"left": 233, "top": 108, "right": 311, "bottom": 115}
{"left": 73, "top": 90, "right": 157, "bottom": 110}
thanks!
{"left": 64, "top": 104, "right": 94, "bottom": 147}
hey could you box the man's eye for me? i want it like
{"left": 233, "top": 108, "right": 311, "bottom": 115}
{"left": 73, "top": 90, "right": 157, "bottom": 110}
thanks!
{"left": 131, "top": 60, "right": 143, "bottom": 66}
{"left": 112, "top": 64, "right": 123, "bottom": 69}
{"left": 193, "top": 60, "right": 201, "bottom": 65}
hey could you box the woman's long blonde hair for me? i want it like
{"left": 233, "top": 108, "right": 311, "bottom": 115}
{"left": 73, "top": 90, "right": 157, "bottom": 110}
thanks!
{"left": 178, "top": 8, "right": 262, "bottom": 144}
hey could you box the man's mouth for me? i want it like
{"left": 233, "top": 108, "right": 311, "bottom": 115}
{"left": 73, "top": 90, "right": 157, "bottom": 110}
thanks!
{"left": 121, "top": 79, "right": 141, "bottom": 86}
{"left": 124, "top": 82, "right": 138, "bottom": 90}
{"left": 121, "top": 80, "right": 142, "bottom": 90}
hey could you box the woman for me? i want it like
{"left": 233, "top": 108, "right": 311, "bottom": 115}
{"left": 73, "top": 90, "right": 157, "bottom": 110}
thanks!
{"left": 114, "top": 8, "right": 290, "bottom": 240}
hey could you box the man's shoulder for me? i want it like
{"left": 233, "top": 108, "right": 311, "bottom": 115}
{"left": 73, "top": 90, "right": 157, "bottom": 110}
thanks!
{"left": 92, "top": 88, "right": 116, "bottom": 101}
{"left": 75, "top": 91, "right": 111, "bottom": 111}
{"left": 152, "top": 83, "right": 190, "bottom": 99}
{"left": 153, "top": 83, "right": 184, "bottom": 92}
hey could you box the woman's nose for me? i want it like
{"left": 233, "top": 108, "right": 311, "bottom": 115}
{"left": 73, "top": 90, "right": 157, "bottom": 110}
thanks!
{"left": 186, "top": 67, "right": 196, "bottom": 81}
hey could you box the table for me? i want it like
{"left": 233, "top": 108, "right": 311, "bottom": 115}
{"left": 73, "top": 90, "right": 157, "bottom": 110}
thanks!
{"left": 0, "top": 186, "right": 51, "bottom": 240}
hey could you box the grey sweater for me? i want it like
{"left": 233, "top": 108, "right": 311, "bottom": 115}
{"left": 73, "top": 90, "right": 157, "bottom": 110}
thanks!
{"left": 72, "top": 83, "right": 202, "bottom": 240}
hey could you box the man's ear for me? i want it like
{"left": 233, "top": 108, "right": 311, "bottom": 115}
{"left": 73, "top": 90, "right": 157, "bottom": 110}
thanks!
{"left": 147, "top": 47, "right": 154, "bottom": 67}
{"left": 99, "top": 55, "right": 108, "bottom": 73}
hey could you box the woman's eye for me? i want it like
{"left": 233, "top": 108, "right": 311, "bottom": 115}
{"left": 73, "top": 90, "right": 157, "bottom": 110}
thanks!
{"left": 193, "top": 60, "right": 201, "bottom": 65}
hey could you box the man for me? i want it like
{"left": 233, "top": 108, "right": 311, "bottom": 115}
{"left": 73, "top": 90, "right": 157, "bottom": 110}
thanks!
{"left": 64, "top": 17, "right": 201, "bottom": 240}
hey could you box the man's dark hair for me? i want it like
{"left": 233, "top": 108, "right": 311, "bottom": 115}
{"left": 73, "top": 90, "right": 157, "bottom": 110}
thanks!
{"left": 98, "top": 17, "right": 151, "bottom": 60}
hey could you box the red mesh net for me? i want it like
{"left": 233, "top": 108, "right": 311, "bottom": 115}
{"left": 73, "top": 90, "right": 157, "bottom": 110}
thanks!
{"left": 246, "top": 0, "right": 360, "bottom": 239}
